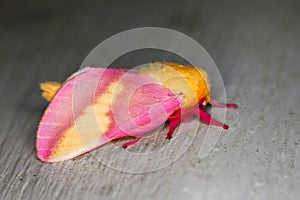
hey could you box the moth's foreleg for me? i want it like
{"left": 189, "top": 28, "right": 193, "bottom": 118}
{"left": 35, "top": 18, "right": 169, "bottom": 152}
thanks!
{"left": 193, "top": 108, "right": 229, "bottom": 129}
{"left": 210, "top": 98, "right": 238, "bottom": 109}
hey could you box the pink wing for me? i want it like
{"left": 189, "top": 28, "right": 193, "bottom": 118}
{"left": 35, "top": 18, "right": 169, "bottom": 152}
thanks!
{"left": 37, "top": 67, "right": 181, "bottom": 162}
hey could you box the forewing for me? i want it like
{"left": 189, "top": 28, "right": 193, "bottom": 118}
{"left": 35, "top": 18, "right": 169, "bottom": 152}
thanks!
{"left": 37, "top": 67, "right": 181, "bottom": 162}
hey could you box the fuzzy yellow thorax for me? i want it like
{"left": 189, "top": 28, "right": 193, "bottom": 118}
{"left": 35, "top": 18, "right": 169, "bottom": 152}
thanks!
{"left": 139, "top": 62, "right": 211, "bottom": 108}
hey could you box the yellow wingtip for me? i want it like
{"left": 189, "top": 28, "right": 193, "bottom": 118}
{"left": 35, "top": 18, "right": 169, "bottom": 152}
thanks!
{"left": 40, "top": 81, "right": 62, "bottom": 101}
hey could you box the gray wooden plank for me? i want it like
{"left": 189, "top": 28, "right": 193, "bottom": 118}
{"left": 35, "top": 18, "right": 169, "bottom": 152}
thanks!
{"left": 0, "top": 0, "right": 299, "bottom": 199}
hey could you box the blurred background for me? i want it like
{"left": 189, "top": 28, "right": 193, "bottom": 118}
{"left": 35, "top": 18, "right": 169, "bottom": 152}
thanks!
{"left": 0, "top": 0, "right": 299, "bottom": 199}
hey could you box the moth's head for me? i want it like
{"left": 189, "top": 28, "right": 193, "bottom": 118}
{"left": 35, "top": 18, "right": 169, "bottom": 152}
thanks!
{"left": 139, "top": 62, "right": 211, "bottom": 108}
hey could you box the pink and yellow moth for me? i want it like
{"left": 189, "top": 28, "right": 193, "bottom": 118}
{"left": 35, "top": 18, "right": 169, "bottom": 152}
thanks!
{"left": 37, "top": 62, "right": 237, "bottom": 162}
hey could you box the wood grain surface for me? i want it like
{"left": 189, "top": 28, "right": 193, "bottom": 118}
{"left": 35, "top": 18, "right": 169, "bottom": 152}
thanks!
{"left": 0, "top": 0, "right": 299, "bottom": 199}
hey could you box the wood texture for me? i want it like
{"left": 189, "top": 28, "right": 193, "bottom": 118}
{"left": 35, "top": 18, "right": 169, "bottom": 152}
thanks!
{"left": 0, "top": 0, "right": 299, "bottom": 199}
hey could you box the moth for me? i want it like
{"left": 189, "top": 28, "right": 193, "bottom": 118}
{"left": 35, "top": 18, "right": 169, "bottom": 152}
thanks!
{"left": 37, "top": 62, "right": 237, "bottom": 162}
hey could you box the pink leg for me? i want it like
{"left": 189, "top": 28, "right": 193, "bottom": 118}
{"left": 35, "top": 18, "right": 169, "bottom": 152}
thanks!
{"left": 193, "top": 108, "right": 229, "bottom": 129}
{"left": 166, "top": 110, "right": 182, "bottom": 139}
{"left": 166, "top": 117, "right": 181, "bottom": 139}
{"left": 122, "top": 137, "right": 140, "bottom": 148}
{"left": 211, "top": 98, "right": 238, "bottom": 109}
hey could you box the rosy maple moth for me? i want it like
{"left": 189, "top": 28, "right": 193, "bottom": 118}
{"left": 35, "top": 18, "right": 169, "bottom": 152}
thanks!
{"left": 37, "top": 62, "right": 237, "bottom": 162}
